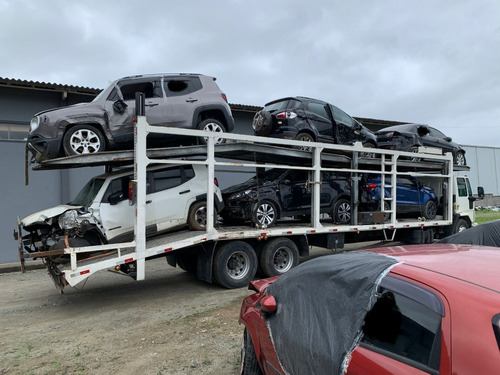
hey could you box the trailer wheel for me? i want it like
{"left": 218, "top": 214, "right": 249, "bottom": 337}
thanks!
{"left": 188, "top": 201, "right": 216, "bottom": 231}
{"left": 455, "top": 218, "right": 470, "bottom": 233}
{"left": 63, "top": 125, "right": 106, "bottom": 156}
{"left": 424, "top": 200, "right": 437, "bottom": 220}
{"left": 259, "top": 238, "right": 299, "bottom": 277}
{"left": 240, "top": 328, "right": 263, "bottom": 375}
{"left": 251, "top": 200, "right": 278, "bottom": 227}
{"left": 197, "top": 119, "right": 226, "bottom": 145}
{"left": 213, "top": 241, "right": 257, "bottom": 289}
{"left": 333, "top": 198, "right": 351, "bottom": 224}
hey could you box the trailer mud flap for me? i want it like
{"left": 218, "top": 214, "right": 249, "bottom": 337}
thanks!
{"left": 46, "top": 260, "right": 68, "bottom": 294}
{"left": 197, "top": 243, "right": 216, "bottom": 284}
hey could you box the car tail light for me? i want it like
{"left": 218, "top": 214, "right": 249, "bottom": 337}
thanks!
{"left": 365, "top": 183, "right": 378, "bottom": 191}
{"left": 128, "top": 181, "right": 134, "bottom": 201}
{"left": 214, "top": 177, "right": 219, "bottom": 187}
{"left": 260, "top": 295, "right": 277, "bottom": 313}
{"left": 276, "top": 111, "right": 297, "bottom": 119}
{"left": 221, "top": 93, "right": 228, "bottom": 103}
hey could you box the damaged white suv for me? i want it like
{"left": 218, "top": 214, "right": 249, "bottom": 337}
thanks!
{"left": 18, "top": 164, "right": 223, "bottom": 261}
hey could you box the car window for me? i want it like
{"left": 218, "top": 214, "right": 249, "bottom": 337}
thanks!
{"left": 330, "top": 105, "right": 354, "bottom": 126}
{"left": 164, "top": 77, "right": 202, "bottom": 97}
{"left": 150, "top": 166, "right": 195, "bottom": 193}
{"left": 102, "top": 175, "right": 132, "bottom": 203}
{"left": 118, "top": 79, "right": 161, "bottom": 100}
{"left": 361, "top": 279, "right": 443, "bottom": 373}
{"left": 428, "top": 127, "right": 446, "bottom": 138}
{"left": 263, "top": 100, "right": 290, "bottom": 112}
{"left": 285, "top": 170, "right": 308, "bottom": 183}
{"left": 396, "top": 176, "right": 414, "bottom": 186}
{"left": 456, "top": 177, "right": 469, "bottom": 197}
{"left": 307, "top": 102, "right": 330, "bottom": 120}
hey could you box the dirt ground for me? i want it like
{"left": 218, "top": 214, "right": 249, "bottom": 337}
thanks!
{"left": 0, "top": 258, "right": 254, "bottom": 375}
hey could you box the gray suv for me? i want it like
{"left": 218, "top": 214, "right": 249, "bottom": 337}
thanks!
{"left": 28, "top": 74, "right": 235, "bottom": 162}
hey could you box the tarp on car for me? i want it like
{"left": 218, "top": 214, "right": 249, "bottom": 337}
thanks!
{"left": 438, "top": 219, "right": 500, "bottom": 247}
{"left": 266, "top": 251, "right": 398, "bottom": 375}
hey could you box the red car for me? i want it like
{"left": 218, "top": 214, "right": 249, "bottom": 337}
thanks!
{"left": 239, "top": 244, "right": 500, "bottom": 374}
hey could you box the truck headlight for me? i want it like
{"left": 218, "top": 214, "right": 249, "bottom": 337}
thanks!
{"left": 58, "top": 210, "right": 79, "bottom": 230}
{"left": 30, "top": 116, "right": 40, "bottom": 132}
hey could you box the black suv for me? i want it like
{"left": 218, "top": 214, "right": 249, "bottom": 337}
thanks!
{"left": 221, "top": 168, "right": 352, "bottom": 227}
{"left": 252, "top": 97, "right": 377, "bottom": 150}
{"left": 28, "top": 74, "right": 235, "bottom": 162}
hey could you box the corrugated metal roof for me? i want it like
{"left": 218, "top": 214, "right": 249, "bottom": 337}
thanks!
{"left": 0, "top": 77, "right": 101, "bottom": 95}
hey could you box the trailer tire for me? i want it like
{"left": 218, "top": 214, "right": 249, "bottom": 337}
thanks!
{"left": 213, "top": 241, "right": 257, "bottom": 289}
{"left": 240, "top": 328, "right": 263, "bottom": 375}
{"left": 63, "top": 125, "right": 106, "bottom": 156}
{"left": 259, "top": 238, "right": 299, "bottom": 277}
{"left": 188, "top": 201, "right": 216, "bottom": 231}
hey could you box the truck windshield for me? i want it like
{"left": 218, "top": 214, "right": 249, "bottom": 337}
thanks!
{"left": 69, "top": 177, "right": 106, "bottom": 207}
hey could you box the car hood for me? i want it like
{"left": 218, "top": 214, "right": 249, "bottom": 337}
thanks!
{"left": 34, "top": 101, "right": 104, "bottom": 119}
{"left": 21, "top": 205, "right": 81, "bottom": 227}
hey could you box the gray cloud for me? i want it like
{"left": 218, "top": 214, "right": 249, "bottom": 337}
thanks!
{"left": 1, "top": 0, "right": 499, "bottom": 146}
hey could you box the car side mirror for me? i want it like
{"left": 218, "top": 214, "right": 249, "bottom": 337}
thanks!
{"left": 478, "top": 186, "right": 484, "bottom": 198}
{"left": 113, "top": 100, "right": 128, "bottom": 114}
{"left": 108, "top": 191, "right": 124, "bottom": 205}
{"left": 444, "top": 136, "right": 452, "bottom": 142}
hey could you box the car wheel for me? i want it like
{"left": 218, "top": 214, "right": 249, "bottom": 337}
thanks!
{"left": 455, "top": 218, "right": 470, "bottom": 233}
{"left": 424, "top": 200, "right": 437, "bottom": 220}
{"left": 188, "top": 201, "right": 216, "bottom": 231}
{"left": 213, "top": 241, "right": 257, "bottom": 289}
{"left": 333, "top": 198, "right": 351, "bottom": 224}
{"left": 259, "top": 238, "right": 299, "bottom": 277}
{"left": 252, "top": 110, "right": 272, "bottom": 136}
{"left": 251, "top": 200, "right": 278, "bottom": 227}
{"left": 361, "top": 142, "right": 377, "bottom": 158}
{"left": 294, "top": 132, "right": 315, "bottom": 151}
{"left": 197, "top": 119, "right": 226, "bottom": 145}
{"left": 240, "top": 328, "right": 263, "bottom": 375}
{"left": 63, "top": 125, "right": 106, "bottom": 156}
{"left": 455, "top": 151, "right": 466, "bottom": 166}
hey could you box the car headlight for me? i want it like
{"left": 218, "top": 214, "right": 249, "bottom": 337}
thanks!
{"left": 58, "top": 210, "right": 79, "bottom": 230}
{"left": 231, "top": 190, "right": 257, "bottom": 200}
{"left": 30, "top": 116, "right": 40, "bottom": 132}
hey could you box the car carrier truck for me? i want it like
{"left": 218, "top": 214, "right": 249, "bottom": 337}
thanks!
{"left": 14, "top": 96, "right": 482, "bottom": 293}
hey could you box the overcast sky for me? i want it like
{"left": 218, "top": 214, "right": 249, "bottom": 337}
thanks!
{"left": 1, "top": 0, "right": 499, "bottom": 147}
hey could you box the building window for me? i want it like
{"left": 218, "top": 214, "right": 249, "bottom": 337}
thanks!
{"left": 0, "top": 123, "right": 29, "bottom": 140}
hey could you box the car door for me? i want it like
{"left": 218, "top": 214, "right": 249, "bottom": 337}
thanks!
{"left": 330, "top": 104, "right": 359, "bottom": 144}
{"left": 304, "top": 101, "right": 334, "bottom": 142}
{"left": 395, "top": 176, "right": 421, "bottom": 212}
{"left": 161, "top": 76, "right": 203, "bottom": 129}
{"left": 279, "top": 170, "right": 310, "bottom": 213}
{"left": 99, "top": 173, "right": 156, "bottom": 242}
{"left": 347, "top": 275, "right": 450, "bottom": 375}
{"left": 150, "top": 165, "right": 198, "bottom": 232}
{"left": 105, "top": 77, "right": 164, "bottom": 141}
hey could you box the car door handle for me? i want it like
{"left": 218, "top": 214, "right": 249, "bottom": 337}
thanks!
{"left": 146, "top": 200, "right": 152, "bottom": 204}
{"left": 185, "top": 98, "right": 198, "bottom": 103}
{"left": 145, "top": 102, "right": 158, "bottom": 107}
{"left": 179, "top": 190, "right": 190, "bottom": 194}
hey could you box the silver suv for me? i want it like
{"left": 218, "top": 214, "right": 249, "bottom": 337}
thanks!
{"left": 18, "top": 164, "right": 224, "bottom": 261}
{"left": 28, "top": 74, "right": 235, "bottom": 162}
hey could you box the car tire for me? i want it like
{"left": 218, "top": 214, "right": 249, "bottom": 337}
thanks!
{"left": 63, "top": 125, "right": 106, "bottom": 156}
{"left": 294, "top": 132, "right": 315, "bottom": 151}
{"left": 455, "top": 151, "right": 466, "bottom": 166}
{"left": 240, "top": 328, "right": 263, "bottom": 375}
{"left": 424, "top": 200, "right": 437, "bottom": 220}
{"left": 333, "top": 198, "right": 351, "bottom": 224}
{"left": 251, "top": 200, "right": 278, "bottom": 227}
{"left": 197, "top": 119, "right": 226, "bottom": 145}
{"left": 213, "top": 241, "right": 257, "bottom": 289}
{"left": 188, "top": 200, "right": 216, "bottom": 231}
{"left": 455, "top": 218, "right": 470, "bottom": 233}
{"left": 252, "top": 110, "right": 272, "bottom": 136}
{"left": 259, "top": 238, "right": 299, "bottom": 277}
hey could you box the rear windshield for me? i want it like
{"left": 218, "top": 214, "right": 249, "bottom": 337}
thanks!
{"left": 69, "top": 177, "right": 106, "bottom": 207}
{"left": 264, "top": 100, "right": 290, "bottom": 112}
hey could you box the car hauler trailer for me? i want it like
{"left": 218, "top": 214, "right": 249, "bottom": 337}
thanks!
{"left": 15, "top": 99, "right": 481, "bottom": 293}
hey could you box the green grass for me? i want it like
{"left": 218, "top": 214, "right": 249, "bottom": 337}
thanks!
{"left": 475, "top": 209, "right": 500, "bottom": 225}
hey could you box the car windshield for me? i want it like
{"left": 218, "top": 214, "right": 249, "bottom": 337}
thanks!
{"left": 248, "top": 169, "right": 286, "bottom": 183}
{"left": 69, "top": 177, "right": 106, "bottom": 207}
{"left": 264, "top": 100, "right": 289, "bottom": 112}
